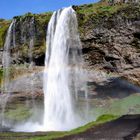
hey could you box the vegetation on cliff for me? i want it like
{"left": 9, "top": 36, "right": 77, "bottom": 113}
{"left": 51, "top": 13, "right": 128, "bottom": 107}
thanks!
{"left": 75, "top": 1, "right": 140, "bottom": 37}
{"left": 75, "top": 0, "right": 128, "bottom": 34}
{"left": 1, "top": 1, "right": 140, "bottom": 49}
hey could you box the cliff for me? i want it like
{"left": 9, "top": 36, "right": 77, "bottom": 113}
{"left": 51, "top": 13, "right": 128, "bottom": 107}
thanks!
{"left": 75, "top": 1, "right": 140, "bottom": 85}
{"left": 0, "top": 0, "right": 140, "bottom": 85}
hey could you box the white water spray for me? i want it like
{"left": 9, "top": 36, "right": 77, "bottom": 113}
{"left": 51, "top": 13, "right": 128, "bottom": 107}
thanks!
{"left": 43, "top": 7, "right": 87, "bottom": 131}
{"left": 2, "top": 21, "right": 15, "bottom": 93}
{"left": 0, "top": 20, "right": 15, "bottom": 127}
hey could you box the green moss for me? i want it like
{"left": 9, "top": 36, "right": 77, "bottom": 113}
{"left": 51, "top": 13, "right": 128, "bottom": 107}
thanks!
{"left": 96, "top": 114, "right": 118, "bottom": 122}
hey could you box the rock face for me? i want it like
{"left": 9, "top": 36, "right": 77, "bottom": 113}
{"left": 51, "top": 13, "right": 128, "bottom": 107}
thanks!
{"left": 75, "top": 2, "right": 140, "bottom": 85}
{"left": 10, "top": 13, "right": 51, "bottom": 66}
{"left": 0, "top": 13, "right": 52, "bottom": 66}
{"left": 76, "top": 3, "right": 140, "bottom": 73}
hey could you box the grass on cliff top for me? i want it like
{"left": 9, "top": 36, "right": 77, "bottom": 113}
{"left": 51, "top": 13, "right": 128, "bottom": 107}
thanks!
{"left": 77, "top": 0, "right": 129, "bottom": 14}
{"left": 75, "top": 0, "right": 130, "bottom": 33}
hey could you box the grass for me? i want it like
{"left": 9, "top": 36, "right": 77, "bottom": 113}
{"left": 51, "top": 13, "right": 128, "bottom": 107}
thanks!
{"left": 76, "top": 1, "right": 128, "bottom": 31}
{"left": 77, "top": 1, "right": 126, "bottom": 15}
{"left": 75, "top": 1, "right": 140, "bottom": 36}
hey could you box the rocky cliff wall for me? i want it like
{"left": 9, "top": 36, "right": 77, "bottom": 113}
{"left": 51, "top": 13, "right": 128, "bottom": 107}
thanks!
{"left": 0, "top": 1, "right": 140, "bottom": 85}
{"left": 76, "top": 3, "right": 140, "bottom": 72}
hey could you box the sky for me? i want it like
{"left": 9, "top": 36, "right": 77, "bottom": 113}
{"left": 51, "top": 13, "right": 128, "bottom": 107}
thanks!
{"left": 0, "top": 0, "right": 98, "bottom": 19}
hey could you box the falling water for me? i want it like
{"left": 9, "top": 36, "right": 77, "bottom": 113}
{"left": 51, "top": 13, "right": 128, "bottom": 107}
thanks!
{"left": 2, "top": 21, "right": 15, "bottom": 92}
{"left": 0, "top": 20, "right": 15, "bottom": 127}
{"left": 43, "top": 7, "right": 88, "bottom": 131}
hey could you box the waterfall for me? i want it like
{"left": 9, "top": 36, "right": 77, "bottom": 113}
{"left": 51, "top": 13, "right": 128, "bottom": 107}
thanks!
{"left": 2, "top": 20, "right": 15, "bottom": 92}
{"left": 43, "top": 7, "right": 87, "bottom": 131}
{"left": 0, "top": 20, "right": 15, "bottom": 127}
{"left": 10, "top": 7, "right": 89, "bottom": 132}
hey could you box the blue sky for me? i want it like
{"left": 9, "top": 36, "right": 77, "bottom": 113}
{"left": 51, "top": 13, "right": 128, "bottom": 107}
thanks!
{"left": 0, "top": 0, "right": 98, "bottom": 19}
